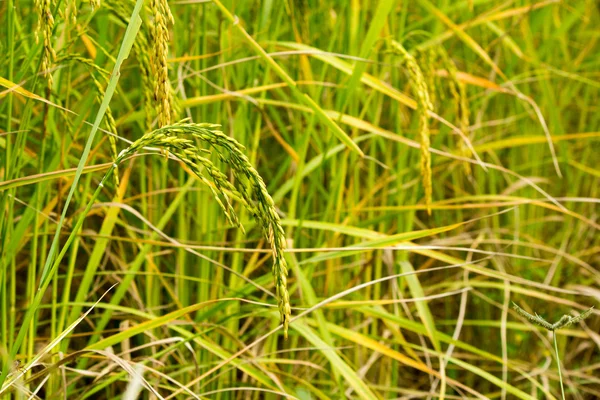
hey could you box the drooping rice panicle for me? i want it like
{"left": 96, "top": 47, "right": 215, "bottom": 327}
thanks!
{"left": 117, "top": 122, "right": 291, "bottom": 335}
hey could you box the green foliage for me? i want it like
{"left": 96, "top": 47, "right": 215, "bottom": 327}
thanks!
{"left": 0, "top": 0, "right": 599, "bottom": 399}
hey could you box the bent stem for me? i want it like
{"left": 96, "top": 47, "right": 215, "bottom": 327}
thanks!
{"left": 553, "top": 332, "right": 565, "bottom": 400}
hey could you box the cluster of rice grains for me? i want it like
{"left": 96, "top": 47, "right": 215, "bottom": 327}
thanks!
{"left": 389, "top": 40, "right": 434, "bottom": 215}
{"left": 114, "top": 123, "right": 292, "bottom": 335}
{"left": 150, "top": 0, "right": 177, "bottom": 128}
{"left": 34, "top": 0, "right": 57, "bottom": 89}
{"left": 389, "top": 41, "right": 471, "bottom": 214}
{"left": 103, "top": 0, "right": 155, "bottom": 130}
{"left": 426, "top": 46, "right": 472, "bottom": 174}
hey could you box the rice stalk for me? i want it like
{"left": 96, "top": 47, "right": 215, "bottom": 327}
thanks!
{"left": 34, "top": 0, "right": 57, "bottom": 90}
{"left": 57, "top": 54, "right": 120, "bottom": 187}
{"left": 390, "top": 40, "right": 434, "bottom": 215}
{"left": 437, "top": 46, "right": 472, "bottom": 174}
{"left": 117, "top": 122, "right": 291, "bottom": 335}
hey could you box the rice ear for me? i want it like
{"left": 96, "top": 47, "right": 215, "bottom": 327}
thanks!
{"left": 390, "top": 40, "right": 434, "bottom": 215}
{"left": 103, "top": 0, "right": 155, "bottom": 131}
{"left": 120, "top": 122, "right": 292, "bottom": 336}
{"left": 150, "top": 0, "right": 177, "bottom": 129}
{"left": 437, "top": 46, "right": 472, "bottom": 174}
{"left": 35, "top": 0, "right": 57, "bottom": 90}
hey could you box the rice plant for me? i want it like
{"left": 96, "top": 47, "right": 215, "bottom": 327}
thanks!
{"left": 0, "top": 0, "right": 599, "bottom": 399}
